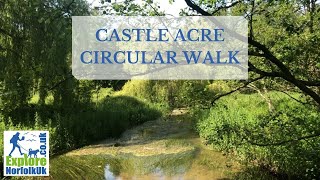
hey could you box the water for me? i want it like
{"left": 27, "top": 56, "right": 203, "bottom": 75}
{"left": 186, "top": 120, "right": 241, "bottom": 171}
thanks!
{"left": 104, "top": 165, "right": 117, "bottom": 180}
{"left": 49, "top": 143, "right": 236, "bottom": 179}
{"left": 98, "top": 148, "right": 194, "bottom": 179}
{"left": 49, "top": 111, "right": 237, "bottom": 179}
{"left": 104, "top": 165, "right": 186, "bottom": 180}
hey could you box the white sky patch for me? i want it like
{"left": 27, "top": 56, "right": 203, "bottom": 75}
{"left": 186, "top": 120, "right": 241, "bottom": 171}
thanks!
{"left": 86, "top": 0, "right": 188, "bottom": 16}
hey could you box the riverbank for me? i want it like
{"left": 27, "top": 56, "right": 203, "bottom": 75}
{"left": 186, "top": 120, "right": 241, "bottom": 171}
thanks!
{"left": 49, "top": 108, "right": 239, "bottom": 179}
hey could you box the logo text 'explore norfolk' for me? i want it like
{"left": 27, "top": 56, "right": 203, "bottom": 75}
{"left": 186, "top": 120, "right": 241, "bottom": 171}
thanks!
{"left": 3, "top": 131, "right": 49, "bottom": 176}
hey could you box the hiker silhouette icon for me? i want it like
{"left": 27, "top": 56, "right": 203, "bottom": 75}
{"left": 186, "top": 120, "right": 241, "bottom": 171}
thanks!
{"left": 9, "top": 132, "right": 25, "bottom": 156}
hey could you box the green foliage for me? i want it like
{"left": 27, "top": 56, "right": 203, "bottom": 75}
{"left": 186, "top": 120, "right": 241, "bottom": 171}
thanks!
{"left": 50, "top": 95, "right": 163, "bottom": 152}
{"left": 0, "top": 95, "right": 163, "bottom": 176}
{"left": 1, "top": 0, "right": 319, "bottom": 179}
{"left": 94, "top": 0, "right": 164, "bottom": 16}
{"left": 196, "top": 92, "right": 320, "bottom": 179}
{"left": 117, "top": 80, "right": 217, "bottom": 109}
{"left": 249, "top": 2, "right": 320, "bottom": 82}
{"left": 91, "top": 87, "right": 114, "bottom": 103}
{"left": 0, "top": 0, "right": 90, "bottom": 115}
{"left": 0, "top": 1, "right": 167, "bottom": 177}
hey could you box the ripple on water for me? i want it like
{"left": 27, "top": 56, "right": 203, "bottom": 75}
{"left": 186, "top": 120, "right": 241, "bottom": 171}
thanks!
{"left": 103, "top": 149, "right": 195, "bottom": 179}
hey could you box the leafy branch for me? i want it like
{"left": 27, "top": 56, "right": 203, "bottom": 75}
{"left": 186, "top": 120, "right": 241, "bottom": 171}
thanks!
{"left": 184, "top": 0, "right": 320, "bottom": 106}
{"left": 248, "top": 132, "right": 320, "bottom": 147}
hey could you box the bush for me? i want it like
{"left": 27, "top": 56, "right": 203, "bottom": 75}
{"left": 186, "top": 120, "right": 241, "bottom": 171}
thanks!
{"left": 0, "top": 95, "right": 163, "bottom": 177}
{"left": 196, "top": 92, "right": 320, "bottom": 179}
{"left": 117, "top": 80, "right": 215, "bottom": 108}
{"left": 51, "top": 96, "right": 163, "bottom": 152}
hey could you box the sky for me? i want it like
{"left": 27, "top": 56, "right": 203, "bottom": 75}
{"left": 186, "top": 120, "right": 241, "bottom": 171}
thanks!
{"left": 86, "top": 0, "right": 189, "bottom": 16}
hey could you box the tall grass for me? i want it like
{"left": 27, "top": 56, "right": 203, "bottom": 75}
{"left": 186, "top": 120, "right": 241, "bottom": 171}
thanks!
{"left": 0, "top": 94, "right": 166, "bottom": 177}
{"left": 196, "top": 91, "right": 320, "bottom": 179}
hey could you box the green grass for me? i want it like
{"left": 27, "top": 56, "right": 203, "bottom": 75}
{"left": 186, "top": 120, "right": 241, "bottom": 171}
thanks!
{"left": 91, "top": 88, "right": 114, "bottom": 103}
{"left": 196, "top": 91, "right": 320, "bottom": 179}
{"left": 0, "top": 93, "right": 168, "bottom": 177}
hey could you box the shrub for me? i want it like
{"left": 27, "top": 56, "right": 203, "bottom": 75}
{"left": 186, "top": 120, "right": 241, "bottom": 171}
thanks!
{"left": 117, "top": 80, "right": 215, "bottom": 108}
{"left": 0, "top": 95, "right": 163, "bottom": 177}
{"left": 196, "top": 92, "right": 320, "bottom": 179}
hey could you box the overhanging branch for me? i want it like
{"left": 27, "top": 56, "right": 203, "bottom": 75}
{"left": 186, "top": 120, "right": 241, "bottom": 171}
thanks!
{"left": 248, "top": 132, "right": 320, "bottom": 147}
{"left": 211, "top": 75, "right": 265, "bottom": 105}
{"left": 184, "top": 0, "right": 320, "bottom": 106}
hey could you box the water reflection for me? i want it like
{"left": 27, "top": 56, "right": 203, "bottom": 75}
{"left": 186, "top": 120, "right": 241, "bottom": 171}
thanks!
{"left": 51, "top": 145, "right": 236, "bottom": 180}
{"left": 103, "top": 150, "right": 194, "bottom": 180}
{"left": 105, "top": 164, "right": 118, "bottom": 180}
{"left": 104, "top": 164, "right": 186, "bottom": 180}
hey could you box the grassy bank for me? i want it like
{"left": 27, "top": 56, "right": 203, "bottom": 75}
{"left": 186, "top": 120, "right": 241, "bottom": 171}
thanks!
{"left": 0, "top": 90, "right": 168, "bottom": 177}
{"left": 195, "top": 92, "right": 320, "bottom": 179}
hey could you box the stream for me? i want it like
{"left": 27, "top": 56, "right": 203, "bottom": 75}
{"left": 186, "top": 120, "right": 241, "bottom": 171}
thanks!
{"left": 49, "top": 109, "right": 238, "bottom": 179}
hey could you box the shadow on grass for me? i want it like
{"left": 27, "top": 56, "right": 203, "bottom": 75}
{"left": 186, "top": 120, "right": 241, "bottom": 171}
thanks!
{"left": 231, "top": 166, "right": 289, "bottom": 180}
{"left": 1, "top": 96, "right": 163, "bottom": 173}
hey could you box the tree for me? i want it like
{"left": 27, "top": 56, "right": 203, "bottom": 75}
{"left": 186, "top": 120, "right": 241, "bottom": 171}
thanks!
{"left": 183, "top": 0, "right": 320, "bottom": 107}
{"left": 0, "top": 0, "right": 89, "bottom": 119}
